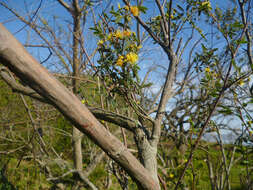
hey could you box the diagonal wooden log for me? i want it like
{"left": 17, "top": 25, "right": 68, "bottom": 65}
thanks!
{"left": 0, "top": 23, "right": 159, "bottom": 190}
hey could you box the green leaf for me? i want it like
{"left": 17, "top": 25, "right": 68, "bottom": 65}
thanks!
{"left": 138, "top": 6, "right": 147, "bottom": 13}
{"left": 41, "top": 18, "right": 48, "bottom": 25}
{"left": 176, "top": 5, "right": 184, "bottom": 12}
{"left": 231, "top": 21, "right": 244, "bottom": 28}
{"left": 248, "top": 98, "right": 253, "bottom": 104}
{"left": 115, "top": 15, "right": 123, "bottom": 23}
{"left": 210, "top": 91, "right": 219, "bottom": 98}
{"left": 218, "top": 106, "right": 233, "bottom": 115}
{"left": 201, "top": 43, "right": 207, "bottom": 52}
{"left": 238, "top": 39, "right": 248, "bottom": 44}
{"left": 242, "top": 103, "right": 248, "bottom": 107}
{"left": 242, "top": 160, "right": 249, "bottom": 165}
{"left": 231, "top": 59, "right": 241, "bottom": 73}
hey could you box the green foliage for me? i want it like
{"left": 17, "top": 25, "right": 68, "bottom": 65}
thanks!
{"left": 0, "top": 170, "right": 16, "bottom": 190}
{"left": 0, "top": 158, "right": 51, "bottom": 190}
{"left": 157, "top": 139, "right": 252, "bottom": 190}
{"left": 91, "top": 5, "right": 142, "bottom": 98}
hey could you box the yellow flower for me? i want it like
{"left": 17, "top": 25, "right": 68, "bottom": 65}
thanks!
{"left": 97, "top": 40, "right": 104, "bottom": 46}
{"left": 205, "top": 67, "right": 211, "bottom": 73}
{"left": 201, "top": 1, "right": 212, "bottom": 11}
{"left": 239, "top": 80, "right": 244, "bottom": 86}
{"left": 124, "top": 5, "right": 130, "bottom": 11}
{"left": 107, "top": 33, "right": 113, "bottom": 41}
{"left": 125, "top": 52, "right": 138, "bottom": 64}
{"left": 169, "top": 173, "right": 174, "bottom": 178}
{"left": 137, "top": 45, "right": 142, "bottom": 50}
{"left": 202, "top": 1, "right": 208, "bottom": 6}
{"left": 123, "top": 30, "right": 132, "bottom": 37}
{"left": 116, "top": 55, "right": 124, "bottom": 67}
{"left": 130, "top": 6, "right": 139, "bottom": 17}
{"left": 81, "top": 99, "right": 86, "bottom": 104}
{"left": 126, "top": 15, "right": 132, "bottom": 22}
{"left": 129, "top": 44, "right": 136, "bottom": 49}
{"left": 211, "top": 71, "right": 218, "bottom": 78}
{"left": 114, "top": 30, "right": 123, "bottom": 39}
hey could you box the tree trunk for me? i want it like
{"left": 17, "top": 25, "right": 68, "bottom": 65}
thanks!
{"left": 135, "top": 128, "right": 160, "bottom": 189}
{"left": 72, "top": 10, "right": 83, "bottom": 176}
{"left": 142, "top": 143, "right": 159, "bottom": 187}
{"left": 73, "top": 127, "right": 83, "bottom": 172}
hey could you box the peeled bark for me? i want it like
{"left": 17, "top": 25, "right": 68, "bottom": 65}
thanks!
{"left": 0, "top": 23, "right": 159, "bottom": 190}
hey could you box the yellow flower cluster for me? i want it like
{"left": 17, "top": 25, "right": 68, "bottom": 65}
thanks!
{"left": 125, "top": 52, "right": 138, "bottom": 64}
{"left": 239, "top": 80, "right": 244, "bottom": 86}
{"left": 130, "top": 6, "right": 139, "bottom": 16}
{"left": 107, "top": 30, "right": 132, "bottom": 41}
{"left": 116, "top": 55, "right": 124, "bottom": 67}
{"left": 115, "top": 30, "right": 123, "bottom": 39}
{"left": 116, "top": 52, "right": 138, "bottom": 67}
{"left": 205, "top": 67, "right": 211, "bottom": 73}
{"left": 129, "top": 43, "right": 142, "bottom": 51}
{"left": 107, "top": 32, "right": 113, "bottom": 41}
{"left": 97, "top": 40, "right": 104, "bottom": 46}
{"left": 123, "top": 30, "right": 132, "bottom": 37}
{"left": 205, "top": 67, "right": 219, "bottom": 79}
